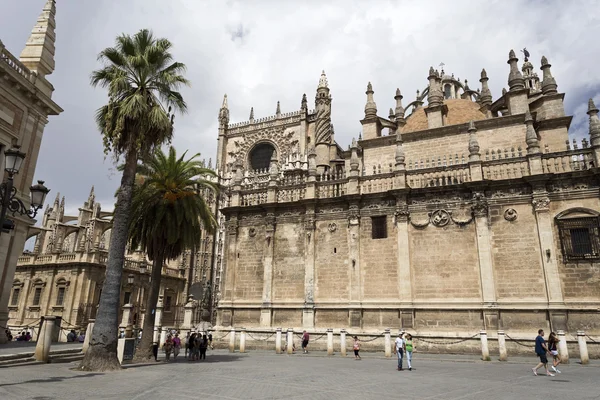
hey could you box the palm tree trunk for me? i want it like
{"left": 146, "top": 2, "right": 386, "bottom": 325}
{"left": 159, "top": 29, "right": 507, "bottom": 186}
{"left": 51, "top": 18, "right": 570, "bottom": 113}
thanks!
{"left": 79, "top": 149, "right": 138, "bottom": 371}
{"left": 133, "top": 244, "right": 165, "bottom": 362}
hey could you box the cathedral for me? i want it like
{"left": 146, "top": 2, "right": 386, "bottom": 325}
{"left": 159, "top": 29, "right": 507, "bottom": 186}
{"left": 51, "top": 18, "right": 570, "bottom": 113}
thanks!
{"left": 212, "top": 50, "right": 600, "bottom": 341}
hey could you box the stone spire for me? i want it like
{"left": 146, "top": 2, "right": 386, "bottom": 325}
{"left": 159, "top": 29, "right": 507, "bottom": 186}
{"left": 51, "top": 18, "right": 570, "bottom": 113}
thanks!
{"left": 468, "top": 120, "right": 480, "bottom": 161}
{"left": 540, "top": 56, "right": 558, "bottom": 95}
{"left": 350, "top": 138, "right": 359, "bottom": 174}
{"left": 249, "top": 107, "right": 254, "bottom": 121}
{"left": 588, "top": 98, "right": 600, "bottom": 146}
{"left": 218, "top": 94, "right": 229, "bottom": 127}
{"left": 207, "top": 158, "right": 213, "bottom": 169}
{"left": 388, "top": 108, "right": 395, "bottom": 122}
{"left": 395, "top": 132, "right": 405, "bottom": 168}
{"left": 525, "top": 111, "right": 540, "bottom": 154}
{"left": 301, "top": 93, "right": 307, "bottom": 112}
{"left": 19, "top": 0, "right": 56, "bottom": 77}
{"left": 307, "top": 145, "right": 317, "bottom": 176}
{"left": 318, "top": 70, "right": 328, "bottom": 89}
{"left": 479, "top": 69, "right": 492, "bottom": 107}
{"left": 86, "top": 186, "right": 95, "bottom": 208}
{"left": 364, "top": 82, "right": 377, "bottom": 119}
{"left": 427, "top": 67, "right": 443, "bottom": 107}
{"left": 276, "top": 101, "right": 281, "bottom": 117}
{"left": 394, "top": 88, "right": 406, "bottom": 125}
{"left": 507, "top": 49, "right": 525, "bottom": 91}
{"left": 315, "top": 71, "right": 332, "bottom": 145}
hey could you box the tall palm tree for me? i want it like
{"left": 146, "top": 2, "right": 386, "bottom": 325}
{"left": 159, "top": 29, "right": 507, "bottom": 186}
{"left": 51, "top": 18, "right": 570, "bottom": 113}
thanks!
{"left": 129, "top": 146, "right": 218, "bottom": 362}
{"left": 80, "top": 29, "right": 188, "bottom": 371}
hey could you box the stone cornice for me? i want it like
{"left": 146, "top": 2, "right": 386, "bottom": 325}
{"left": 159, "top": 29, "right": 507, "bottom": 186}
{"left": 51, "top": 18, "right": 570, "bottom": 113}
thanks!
{"left": 535, "top": 115, "right": 572, "bottom": 131}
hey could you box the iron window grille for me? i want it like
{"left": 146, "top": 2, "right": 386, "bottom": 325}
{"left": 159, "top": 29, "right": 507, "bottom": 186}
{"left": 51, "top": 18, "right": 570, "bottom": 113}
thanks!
{"left": 371, "top": 216, "right": 388, "bottom": 239}
{"left": 557, "top": 216, "right": 600, "bottom": 262}
{"left": 10, "top": 288, "right": 20, "bottom": 306}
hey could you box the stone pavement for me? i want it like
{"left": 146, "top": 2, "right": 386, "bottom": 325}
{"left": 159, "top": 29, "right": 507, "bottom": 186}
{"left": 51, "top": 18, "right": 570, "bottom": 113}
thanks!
{"left": 0, "top": 341, "right": 82, "bottom": 357}
{"left": 0, "top": 349, "right": 598, "bottom": 400}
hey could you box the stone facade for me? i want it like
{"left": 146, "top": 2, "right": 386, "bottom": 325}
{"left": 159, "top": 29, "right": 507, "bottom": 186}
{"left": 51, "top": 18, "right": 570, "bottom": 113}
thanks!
{"left": 0, "top": 0, "right": 63, "bottom": 343}
{"left": 213, "top": 51, "right": 600, "bottom": 340}
{"left": 7, "top": 190, "right": 186, "bottom": 338}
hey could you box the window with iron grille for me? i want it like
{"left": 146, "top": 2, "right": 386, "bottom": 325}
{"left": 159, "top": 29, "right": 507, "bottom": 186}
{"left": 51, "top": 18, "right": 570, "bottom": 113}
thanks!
{"left": 164, "top": 296, "right": 172, "bottom": 312}
{"left": 557, "top": 216, "right": 600, "bottom": 262}
{"left": 33, "top": 288, "right": 42, "bottom": 306}
{"left": 371, "top": 216, "right": 387, "bottom": 239}
{"left": 10, "top": 288, "right": 20, "bottom": 306}
{"left": 56, "top": 287, "right": 65, "bottom": 306}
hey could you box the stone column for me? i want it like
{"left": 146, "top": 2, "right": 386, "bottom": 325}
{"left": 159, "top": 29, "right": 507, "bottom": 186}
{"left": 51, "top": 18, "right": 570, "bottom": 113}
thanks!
{"left": 229, "top": 327, "right": 236, "bottom": 353}
{"left": 286, "top": 328, "right": 294, "bottom": 354}
{"left": 276, "top": 327, "right": 282, "bottom": 354}
{"left": 498, "top": 330, "right": 507, "bottom": 361}
{"left": 34, "top": 316, "right": 56, "bottom": 363}
{"left": 472, "top": 194, "right": 497, "bottom": 305}
{"left": 260, "top": 213, "right": 275, "bottom": 328}
{"left": 347, "top": 205, "right": 362, "bottom": 327}
{"left": 239, "top": 328, "right": 246, "bottom": 353}
{"left": 303, "top": 211, "right": 316, "bottom": 328}
{"left": 340, "top": 329, "right": 347, "bottom": 357}
{"left": 577, "top": 330, "right": 589, "bottom": 365}
{"left": 480, "top": 330, "right": 490, "bottom": 361}
{"left": 182, "top": 296, "right": 196, "bottom": 330}
{"left": 221, "top": 217, "right": 239, "bottom": 327}
{"left": 395, "top": 200, "right": 411, "bottom": 304}
{"left": 327, "top": 328, "right": 334, "bottom": 356}
{"left": 82, "top": 319, "right": 95, "bottom": 354}
{"left": 530, "top": 188, "right": 563, "bottom": 305}
{"left": 557, "top": 330, "right": 569, "bottom": 363}
{"left": 384, "top": 328, "right": 391, "bottom": 358}
{"left": 120, "top": 303, "right": 132, "bottom": 328}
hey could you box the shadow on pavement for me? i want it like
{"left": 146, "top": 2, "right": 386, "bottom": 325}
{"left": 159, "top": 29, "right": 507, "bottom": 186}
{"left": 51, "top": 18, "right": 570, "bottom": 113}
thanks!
{"left": 0, "top": 373, "right": 103, "bottom": 387}
{"left": 123, "top": 354, "right": 245, "bottom": 369}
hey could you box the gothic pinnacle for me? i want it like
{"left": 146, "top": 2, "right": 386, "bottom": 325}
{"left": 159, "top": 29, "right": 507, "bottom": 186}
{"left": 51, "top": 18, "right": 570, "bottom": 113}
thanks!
{"left": 249, "top": 107, "right": 254, "bottom": 120}
{"left": 479, "top": 68, "right": 492, "bottom": 107}
{"left": 318, "top": 70, "right": 329, "bottom": 89}
{"left": 507, "top": 49, "right": 525, "bottom": 91}
{"left": 221, "top": 94, "right": 228, "bottom": 108}
{"left": 395, "top": 132, "right": 405, "bottom": 166}
{"left": 395, "top": 88, "right": 405, "bottom": 120}
{"left": 525, "top": 110, "right": 540, "bottom": 154}
{"left": 364, "top": 82, "right": 377, "bottom": 119}
{"left": 588, "top": 98, "right": 600, "bottom": 145}
{"left": 468, "top": 120, "right": 480, "bottom": 159}
{"left": 540, "top": 55, "right": 558, "bottom": 95}
{"left": 276, "top": 101, "right": 281, "bottom": 115}
{"left": 301, "top": 93, "right": 307, "bottom": 110}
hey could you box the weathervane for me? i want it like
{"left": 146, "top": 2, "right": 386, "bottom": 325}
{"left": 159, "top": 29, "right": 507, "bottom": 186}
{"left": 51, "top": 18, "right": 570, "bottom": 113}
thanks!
{"left": 520, "top": 48, "right": 530, "bottom": 61}
{"left": 439, "top": 62, "right": 445, "bottom": 74}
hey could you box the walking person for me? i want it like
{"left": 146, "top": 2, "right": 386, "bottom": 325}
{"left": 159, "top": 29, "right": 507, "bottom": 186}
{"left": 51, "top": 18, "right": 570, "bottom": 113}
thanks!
{"left": 302, "top": 330, "right": 310, "bottom": 354}
{"left": 173, "top": 333, "right": 182, "bottom": 360}
{"left": 199, "top": 334, "right": 208, "bottom": 360}
{"left": 548, "top": 332, "right": 562, "bottom": 374}
{"left": 184, "top": 332, "right": 191, "bottom": 359}
{"left": 405, "top": 334, "right": 414, "bottom": 371}
{"left": 532, "top": 329, "right": 554, "bottom": 376}
{"left": 353, "top": 336, "right": 361, "bottom": 360}
{"left": 193, "top": 333, "right": 201, "bottom": 361}
{"left": 187, "top": 332, "right": 197, "bottom": 361}
{"left": 163, "top": 334, "right": 174, "bottom": 361}
{"left": 208, "top": 332, "right": 213, "bottom": 350}
{"left": 394, "top": 332, "right": 404, "bottom": 371}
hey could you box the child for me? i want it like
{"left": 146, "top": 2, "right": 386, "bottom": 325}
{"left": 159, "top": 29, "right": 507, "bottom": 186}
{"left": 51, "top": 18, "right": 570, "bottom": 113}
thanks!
{"left": 548, "top": 332, "right": 561, "bottom": 374}
{"left": 405, "top": 334, "right": 414, "bottom": 371}
{"left": 353, "top": 336, "right": 361, "bottom": 360}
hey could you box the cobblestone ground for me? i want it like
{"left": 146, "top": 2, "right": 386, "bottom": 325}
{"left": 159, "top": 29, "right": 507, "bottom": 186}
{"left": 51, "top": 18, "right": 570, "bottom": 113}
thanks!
{"left": 0, "top": 350, "right": 598, "bottom": 400}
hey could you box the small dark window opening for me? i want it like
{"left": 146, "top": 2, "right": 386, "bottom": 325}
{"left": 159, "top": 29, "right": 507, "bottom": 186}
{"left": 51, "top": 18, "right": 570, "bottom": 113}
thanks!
{"left": 334, "top": 247, "right": 337, "bottom": 254}
{"left": 123, "top": 291, "right": 131, "bottom": 305}
{"left": 11, "top": 288, "right": 20, "bottom": 306}
{"left": 557, "top": 216, "right": 600, "bottom": 262}
{"left": 372, "top": 216, "right": 388, "bottom": 239}
{"left": 33, "top": 288, "right": 42, "bottom": 306}
{"left": 56, "top": 287, "right": 65, "bottom": 306}
{"left": 249, "top": 143, "right": 275, "bottom": 171}
{"left": 164, "top": 296, "right": 172, "bottom": 312}
{"left": 444, "top": 84, "right": 452, "bottom": 99}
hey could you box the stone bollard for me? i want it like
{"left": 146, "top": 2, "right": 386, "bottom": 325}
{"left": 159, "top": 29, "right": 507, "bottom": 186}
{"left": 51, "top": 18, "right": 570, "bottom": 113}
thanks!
{"left": 239, "top": 328, "right": 246, "bottom": 353}
{"left": 160, "top": 327, "right": 168, "bottom": 347}
{"left": 498, "top": 330, "right": 507, "bottom": 361}
{"left": 82, "top": 319, "right": 95, "bottom": 354}
{"left": 384, "top": 328, "right": 391, "bottom": 358}
{"left": 286, "top": 328, "right": 294, "bottom": 354}
{"left": 480, "top": 330, "right": 490, "bottom": 361}
{"left": 34, "top": 316, "right": 56, "bottom": 363}
{"left": 229, "top": 328, "right": 236, "bottom": 353}
{"left": 577, "top": 330, "right": 589, "bottom": 365}
{"left": 557, "top": 330, "right": 569, "bottom": 364}
{"left": 276, "top": 328, "right": 282, "bottom": 354}
{"left": 327, "top": 329, "right": 334, "bottom": 356}
{"left": 340, "top": 329, "right": 347, "bottom": 357}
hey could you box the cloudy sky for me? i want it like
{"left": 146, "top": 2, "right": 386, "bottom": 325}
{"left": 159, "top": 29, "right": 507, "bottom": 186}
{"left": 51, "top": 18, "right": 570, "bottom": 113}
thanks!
{"left": 3, "top": 0, "right": 600, "bottom": 219}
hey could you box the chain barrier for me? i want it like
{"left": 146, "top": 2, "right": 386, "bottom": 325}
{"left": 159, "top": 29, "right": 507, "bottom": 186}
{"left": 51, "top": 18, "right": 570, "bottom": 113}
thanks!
{"left": 504, "top": 333, "right": 533, "bottom": 348}
{"left": 359, "top": 333, "right": 386, "bottom": 343}
{"left": 212, "top": 331, "right": 230, "bottom": 341}
{"left": 415, "top": 333, "right": 479, "bottom": 345}
{"left": 246, "top": 332, "right": 275, "bottom": 342}
{"left": 585, "top": 334, "right": 598, "bottom": 344}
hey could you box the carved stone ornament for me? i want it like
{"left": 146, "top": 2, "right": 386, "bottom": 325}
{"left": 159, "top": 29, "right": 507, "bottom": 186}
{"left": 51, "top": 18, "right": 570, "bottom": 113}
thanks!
{"left": 328, "top": 223, "right": 337, "bottom": 232}
{"left": 347, "top": 206, "right": 360, "bottom": 226}
{"left": 318, "top": 207, "right": 345, "bottom": 214}
{"left": 394, "top": 206, "right": 410, "bottom": 223}
{"left": 429, "top": 210, "right": 451, "bottom": 227}
{"left": 226, "top": 220, "right": 238, "bottom": 235}
{"left": 532, "top": 197, "right": 550, "bottom": 212}
{"left": 471, "top": 192, "right": 488, "bottom": 218}
{"left": 504, "top": 208, "right": 518, "bottom": 221}
{"left": 230, "top": 127, "right": 296, "bottom": 169}
{"left": 304, "top": 215, "right": 316, "bottom": 231}
{"left": 264, "top": 213, "right": 276, "bottom": 226}
{"left": 248, "top": 227, "right": 257, "bottom": 237}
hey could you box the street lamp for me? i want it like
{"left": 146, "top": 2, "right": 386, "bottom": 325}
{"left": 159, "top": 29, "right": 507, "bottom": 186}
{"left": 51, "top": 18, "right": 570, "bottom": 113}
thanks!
{"left": 0, "top": 145, "right": 50, "bottom": 235}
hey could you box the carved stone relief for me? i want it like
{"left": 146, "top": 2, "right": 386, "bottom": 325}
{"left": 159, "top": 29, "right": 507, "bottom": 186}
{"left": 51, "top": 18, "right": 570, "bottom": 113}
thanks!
{"left": 429, "top": 210, "right": 451, "bottom": 227}
{"left": 328, "top": 223, "right": 337, "bottom": 232}
{"left": 532, "top": 197, "right": 550, "bottom": 212}
{"left": 471, "top": 192, "right": 488, "bottom": 218}
{"left": 504, "top": 208, "right": 518, "bottom": 221}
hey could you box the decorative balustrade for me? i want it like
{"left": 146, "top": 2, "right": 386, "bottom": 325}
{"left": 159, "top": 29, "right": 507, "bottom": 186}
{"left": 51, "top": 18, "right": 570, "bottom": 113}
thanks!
{"left": 316, "top": 179, "right": 347, "bottom": 198}
{"left": 0, "top": 47, "right": 32, "bottom": 81}
{"left": 542, "top": 149, "right": 594, "bottom": 173}
{"left": 407, "top": 165, "right": 471, "bottom": 189}
{"left": 240, "top": 190, "right": 268, "bottom": 206}
{"left": 408, "top": 153, "right": 468, "bottom": 171}
{"left": 484, "top": 147, "right": 523, "bottom": 161}
{"left": 277, "top": 185, "right": 306, "bottom": 202}
{"left": 58, "top": 253, "right": 77, "bottom": 262}
{"left": 359, "top": 174, "right": 395, "bottom": 194}
{"left": 482, "top": 158, "right": 529, "bottom": 180}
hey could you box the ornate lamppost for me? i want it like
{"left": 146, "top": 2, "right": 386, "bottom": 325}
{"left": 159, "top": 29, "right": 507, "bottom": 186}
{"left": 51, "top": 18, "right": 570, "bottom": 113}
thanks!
{"left": 0, "top": 145, "right": 50, "bottom": 235}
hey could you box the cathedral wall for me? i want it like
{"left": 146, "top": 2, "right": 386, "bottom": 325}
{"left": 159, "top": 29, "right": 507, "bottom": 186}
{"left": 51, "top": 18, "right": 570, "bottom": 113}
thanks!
{"left": 477, "top": 124, "right": 527, "bottom": 153}
{"left": 233, "top": 225, "right": 265, "bottom": 301}
{"left": 314, "top": 219, "right": 349, "bottom": 302}
{"left": 272, "top": 223, "right": 305, "bottom": 302}
{"left": 539, "top": 127, "right": 569, "bottom": 153}
{"left": 359, "top": 215, "right": 399, "bottom": 300}
{"left": 362, "top": 145, "right": 395, "bottom": 175}
{"left": 551, "top": 197, "right": 600, "bottom": 301}
{"left": 490, "top": 203, "right": 546, "bottom": 300}
{"left": 404, "top": 132, "right": 470, "bottom": 165}
{"left": 409, "top": 216, "right": 481, "bottom": 301}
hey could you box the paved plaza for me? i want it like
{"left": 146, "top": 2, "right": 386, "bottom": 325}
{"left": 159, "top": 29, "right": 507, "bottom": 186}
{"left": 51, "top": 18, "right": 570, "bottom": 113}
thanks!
{"left": 0, "top": 349, "right": 599, "bottom": 399}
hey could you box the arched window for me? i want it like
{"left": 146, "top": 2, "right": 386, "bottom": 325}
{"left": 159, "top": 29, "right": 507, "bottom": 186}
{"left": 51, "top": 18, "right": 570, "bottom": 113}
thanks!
{"left": 556, "top": 208, "right": 600, "bottom": 262}
{"left": 249, "top": 142, "right": 275, "bottom": 171}
{"left": 444, "top": 84, "right": 452, "bottom": 99}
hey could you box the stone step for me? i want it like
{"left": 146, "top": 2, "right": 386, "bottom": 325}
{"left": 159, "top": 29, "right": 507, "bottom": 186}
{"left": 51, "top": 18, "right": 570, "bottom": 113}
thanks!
{"left": 0, "top": 357, "right": 41, "bottom": 368}
{"left": 49, "top": 353, "right": 84, "bottom": 363}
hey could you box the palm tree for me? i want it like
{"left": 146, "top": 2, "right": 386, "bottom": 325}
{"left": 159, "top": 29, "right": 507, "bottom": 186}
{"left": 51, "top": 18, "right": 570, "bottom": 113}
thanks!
{"left": 80, "top": 29, "right": 188, "bottom": 371}
{"left": 129, "top": 146, "right": 218, "bottom": 362}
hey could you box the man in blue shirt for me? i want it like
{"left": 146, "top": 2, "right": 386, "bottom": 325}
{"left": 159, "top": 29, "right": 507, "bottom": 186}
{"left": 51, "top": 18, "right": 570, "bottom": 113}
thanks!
{"left": 532, "top": 329, "right": 554, "bottom": 376}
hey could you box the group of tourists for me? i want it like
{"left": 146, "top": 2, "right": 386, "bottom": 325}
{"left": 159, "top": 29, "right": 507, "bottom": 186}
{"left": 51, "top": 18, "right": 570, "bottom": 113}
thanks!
{"left": 66, "top": 329, "right": 85, "bottom": 343}
{"left": 392, "top": 332, "right": 414, "bottom": 370}
{"left": 183, "top": 331, "right": 213, "bottom": 361}
{"left": 532, "top": 329, "right": 562, "bottom": 376}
